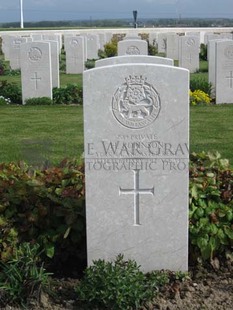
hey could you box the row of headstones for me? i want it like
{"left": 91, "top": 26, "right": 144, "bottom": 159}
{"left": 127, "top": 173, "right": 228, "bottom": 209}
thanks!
{"left": 153, "top": 31, "right": 233, "bottom": 53}
{"left": 2, "top": 34, "right": 62, "bottom": 70}
{"left": 2, "top": 31, "right": 233, "bottom": 105}
{"left": 1, "top": 33, "right": 113, "bottom": 72}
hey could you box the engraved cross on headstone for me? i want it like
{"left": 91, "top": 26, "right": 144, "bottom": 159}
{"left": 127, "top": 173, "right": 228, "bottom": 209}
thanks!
{"left": 226, "top": 71, "right": 233, "bottom": 88}
{"left": 186, "top": 54, "right": 192, "bottom": 63}
{"left": 71, "top": 56, "right": 79, "bottom": 64}
{"left": 119, "top": 169, "right": 154, "bottom": 226}
{"left": 30, "top": 72, "right": 41, "bottom": 90}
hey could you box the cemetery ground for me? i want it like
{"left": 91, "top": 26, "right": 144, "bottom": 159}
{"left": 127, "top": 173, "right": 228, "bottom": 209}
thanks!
{"left": 0, "top": 107, "right": 232, "bottom": 310}
{"left": 0, "top": 63, "right": 232, "bottom": 309}
{"left": 0, "top": 105, "right": 233, "bottom": 166}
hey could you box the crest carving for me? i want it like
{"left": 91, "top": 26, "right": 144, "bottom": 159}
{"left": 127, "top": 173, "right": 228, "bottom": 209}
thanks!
{"left": 28, "top": 47, "right": 42, "bottom": 62}
{"left": 126, "top": 46, "right": 140, "bottom": 55}
{"left": 112, "top": 75, "right": 161, "bottom": 129}
{"left": 224, "top": 46, "right": 233, "bottom": 59}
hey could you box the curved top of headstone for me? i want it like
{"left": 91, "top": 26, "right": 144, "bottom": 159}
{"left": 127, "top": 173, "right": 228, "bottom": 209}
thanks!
{"left": 95, "top": 55, "right": 174, "bottom": 68}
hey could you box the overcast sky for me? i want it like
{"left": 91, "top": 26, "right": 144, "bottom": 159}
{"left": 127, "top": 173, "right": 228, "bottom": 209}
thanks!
{"left": 1, "top": 0, "right": 233, "bottom": 23}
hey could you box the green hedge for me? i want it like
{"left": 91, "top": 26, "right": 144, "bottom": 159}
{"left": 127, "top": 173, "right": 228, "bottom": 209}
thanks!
{"left": 0, "top": 159, "right": 86, "bottom": 272}
{"left": 0, "top": 153, "right": 232, "bottom": 268}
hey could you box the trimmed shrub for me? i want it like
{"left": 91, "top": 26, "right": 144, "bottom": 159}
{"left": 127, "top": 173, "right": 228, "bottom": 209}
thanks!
{"left": 0, "top": 95, "right": 11, "bottom": 105}
{"left": 199, "top": 43, "right": 207, "bottom": 61}
{"left": 85, "top": 59, "right": 95, "bottom": 69}
{"left": 104, "top": 40, "right": 118, "bottom": 57}
{"left": 0, "top": 159, "right": 86, "bottom": 271}
{"left": 189, "top": 152, "right": 233, "bottom": 264}
{"left": 53, "top": 83, "right": 82, "bottom": 105}
{"left": 190, "top": 77, "right": 212, "bottom": 95}
{"left": 0, "top": 153, "right": 232, "bottom": 270}
{"left": 0, "top": 80, "right": 22, "bottom": 104}
{"left": 76, "top": 254, "right": 169, "bottom": 309}
{"left": 25, "top": 97, "right": 53, "bottom": 105}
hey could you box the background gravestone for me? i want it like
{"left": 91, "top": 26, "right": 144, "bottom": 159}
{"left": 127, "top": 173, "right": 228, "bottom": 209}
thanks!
{"left": 95, "top": 55, "right": 174, "bottom": 68}
{"left": 86, "top": 34, "right": 99, "bottom": 59}
{"left": 43, "top": 40, "right": 60, "bottom": 88}
{"left": 118, "top": 39, "right": 148, "bottom": 56}
{"left": 215, "top": 40, "right": 233, "bottom": 104}
{"left": 20, "top": 41, "right": 52, "bottom": 104}
{"left": 179, "top": 36, "right": 200, "bottom": 73}
{"left": 208, "top": 39, "right": 231, "bottom": 97}
{"left": 84, "top": 63, "right": 189, "bottom": 272}
{"left": 65, "top": 36, "right": 85, "bottom": 74}
{"left": 9, "top": 36, "right": 27, "bottom": 70}
{"left": 166, "top": 33, "right": 179, "bottom": 60}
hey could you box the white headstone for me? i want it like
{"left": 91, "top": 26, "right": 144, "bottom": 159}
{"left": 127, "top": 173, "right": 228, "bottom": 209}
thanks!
{"left": 208, "top": 39, "right": 231, "bottom": 97}
{"left": 86, "top": 34, "right": 99, "bottom": 59}
{"left": 20, "top": 42, "right": 52, "bottom": 104}
{"left": 215, "top": 40, "right": 233, "bottom": 104}
{"left": 179, "top": 36, "right": 200, "bottom": 73}
{"left": 158, "top": 33, "right": 167, "bottom": 53}
{"left": 204, "top": 33, "right": 220, "bottom": 45}
{"left": 44, "top": 41, "right": 60, "bottom": 88}
{"left": 84, "top": 63, "right": 189, "bottom": 272}
{"left": 1, "top": 35, "right": 11, "bottom": 60}
{"left": 105, "top": 32, "right": 113, "bottom": 43}
{"left": 65, "top": 36, "right": 85, "bottom": 74}
{"left": 95, "top": 55, "right": 174, "bottom": 68}
{"left": 166, "top": 34, "right": 179, "bottom": 60}
{"left": 43, "top": 34, "right": 62, "bottom": 51}
{"left": 149, "top": 32, "right": 158, "bottom": 46}
{"left": 98, "top": 33, "right": 107, "bottom": 50}
{"left": 9, "top": 36, "right": 27, "bottom": 70}
{"left": 118, "top": 39, "right": 148, "bottom": 56}
{"left": 32, "top": 34, "right": 43, "bottom": 41}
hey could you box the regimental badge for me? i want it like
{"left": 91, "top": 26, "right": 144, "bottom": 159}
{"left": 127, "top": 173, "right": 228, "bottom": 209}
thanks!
{"left": 126, "top": 46, "right": 140, "bottom": 55}
{"left": 224, "top": 46, "right": 233, "bottom": 59}
{"left": 112, "top": 75, "right": 161, "bottom": 129}
{"left": 28, "top": 47, "right": 42, "bottom": 62}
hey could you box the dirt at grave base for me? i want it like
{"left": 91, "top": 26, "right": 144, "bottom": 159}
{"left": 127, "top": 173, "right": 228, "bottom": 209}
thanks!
{"left": 3, "top": 262, "right": 233, "bottom": 310}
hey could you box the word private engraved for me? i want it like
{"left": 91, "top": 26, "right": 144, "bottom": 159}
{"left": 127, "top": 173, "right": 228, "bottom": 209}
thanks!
{"left": 112, "top": 75, "right": 161, "bottom": 129}
{"left": 28, "top": 47, "right": 42, "bottom": 62}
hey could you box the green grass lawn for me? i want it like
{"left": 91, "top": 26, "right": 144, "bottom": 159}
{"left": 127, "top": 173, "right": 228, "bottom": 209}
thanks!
{"left": 0, "top": 105, "right": 84, "bottom": 165}
{"left": 190, "top": 105, "right": 233, "bottom": 165}
{"left": 0, "top": 73, "right": 82, "bottom": 88}
{"left": 0, "top": 105, "right": 233, "bottom": 167}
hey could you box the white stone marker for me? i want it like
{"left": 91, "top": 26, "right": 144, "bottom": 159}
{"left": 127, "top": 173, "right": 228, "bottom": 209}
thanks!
{"left": 84, "top": 64, "right": 189, "bottom": 272}
{"left": 118, "top": 39, "right": 148, "bottom": 56}
{"left": 95, "top": 55, "right": 174, "bottom": 68}
{"left": 43, "top": 34, "right": 62, "bottom": 51}
{"left": 20, "top": 42, "right": 52, "bottom": 104}
{"left": 86, "top": 34, "right": 99, "bottom": 59}
{"left": 179, "top": 36, "right": 200, "bottom": 73}
{"left": 215, "top": 40, "right": 233, "bottom": 104}
{"left": 9, "top": 36, "right": 27, "bottom": 69}
{"left": 166, "top": 34, "right": 179, "bottom": 60}
{"left": 158, "top": 33, "right": 167, "bottom": 53}
{"left": 44, "top": 41, "right": 60, "bottom": 88}
{"left": 65, "top": 36, "right": 85, "bottom": 74}
{"left": 204, "top": 33, "right": 220, "bottom": 45}
{"left": 208, "top": 39, "right": 231, "bottom": 97}
{"left": 149, "top": 32, "right": 158, "bottom": 46}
